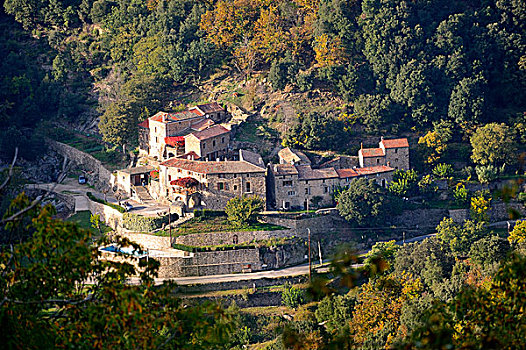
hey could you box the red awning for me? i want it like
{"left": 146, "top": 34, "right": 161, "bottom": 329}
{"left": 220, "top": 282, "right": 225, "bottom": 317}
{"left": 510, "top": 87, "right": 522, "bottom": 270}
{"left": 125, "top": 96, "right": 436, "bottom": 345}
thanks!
{"left": 165, "top": 136, "right": 185, "bottom": 147}
{"left": 169, "top": 177, "right": 199, "bottom": 188}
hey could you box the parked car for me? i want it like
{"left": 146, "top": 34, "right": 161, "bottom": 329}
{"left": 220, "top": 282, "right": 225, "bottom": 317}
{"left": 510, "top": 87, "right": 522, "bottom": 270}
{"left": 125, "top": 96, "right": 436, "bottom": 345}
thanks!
{"left": 120, "top": 201, "right": 133, "bottom": 212}
{"left": 78, "top": 175, "right": 87, "bottom": 184}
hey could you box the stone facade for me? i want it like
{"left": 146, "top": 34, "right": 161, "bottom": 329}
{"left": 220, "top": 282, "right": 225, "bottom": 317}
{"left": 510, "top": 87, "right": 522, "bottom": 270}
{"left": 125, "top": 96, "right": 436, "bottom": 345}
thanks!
{"left": 175, "top": 229, "right": 293, "bottom": 247}
{"left": 359, "top": 137, "right": 410, "bottom": 170}
{"left": 184, "top": 127, "right": 230, "bottom": 161}
{"left": 158, "top": 152, "right": 267, "bottom": 209}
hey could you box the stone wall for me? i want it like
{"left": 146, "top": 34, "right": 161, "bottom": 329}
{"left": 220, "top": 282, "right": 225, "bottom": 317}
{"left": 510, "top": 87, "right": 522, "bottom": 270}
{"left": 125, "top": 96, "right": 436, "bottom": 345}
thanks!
{"left": 87, "top": 199, "right": 123, "bottom": 229}
{"left": 174, "top": 275, "right": 307, "bottom": 293}
{"left": 449, "top": 209, "right": 469, "bottom": 223}
{"left": 390, "top": 208, "right": 449, "bottom": 229}
{"left": 490, "top": 202, "right": 526, "bottom": 222}
{"left": 116, "top": 231, "right": 172, "bottom": 250}
{"left": 259, "top": 214, "right": 350, "bottom": 235}
{"left": 185, "top": 291, "right": 283, "bottom": 308}
{"left": 47, "top": 140, "right": 112, "bottom": 191}
{"left": 174, "top": 229, "right": 293, "bottom": 246}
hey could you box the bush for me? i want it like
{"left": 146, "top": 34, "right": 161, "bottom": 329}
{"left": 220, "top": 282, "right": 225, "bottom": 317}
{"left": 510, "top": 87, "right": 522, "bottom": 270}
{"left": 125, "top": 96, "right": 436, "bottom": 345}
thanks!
{"left": 86, "top": 192, "right": 125, "bottom": 213}
{"left": 225, "top": 195, "right": 264, "bottom": 228}
{"left": 475, "top": 165, "right": 498, "bottom": 184}
{"left": 281, "top": 284, "right": 306, "bottom": 309}
{"left": 122, "top": 213, "right": 177, "bottom": 232}
{"left": 432, "top": 163, "right": 453, "bottom": 178}
{"left": 453, "top": 184, "right": 469, "bottom": 206}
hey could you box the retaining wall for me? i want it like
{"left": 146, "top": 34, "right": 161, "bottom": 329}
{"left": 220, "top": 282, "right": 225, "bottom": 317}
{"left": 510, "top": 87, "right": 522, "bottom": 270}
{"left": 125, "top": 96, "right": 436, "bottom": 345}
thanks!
{"left": 88, "top": 199, "right": 123, "bottom": 230}
{"left": 47, "top": 140, "right": 112, "bottom": 191}
{"left": 174, "top": 229, "right": 294, "bottom": 246}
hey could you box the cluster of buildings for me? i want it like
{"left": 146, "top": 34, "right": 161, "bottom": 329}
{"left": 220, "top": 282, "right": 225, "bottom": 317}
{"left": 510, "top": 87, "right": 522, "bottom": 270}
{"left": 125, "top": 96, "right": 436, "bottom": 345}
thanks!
{"left": 116, "top": 103, "right": 410, "bottom": 211}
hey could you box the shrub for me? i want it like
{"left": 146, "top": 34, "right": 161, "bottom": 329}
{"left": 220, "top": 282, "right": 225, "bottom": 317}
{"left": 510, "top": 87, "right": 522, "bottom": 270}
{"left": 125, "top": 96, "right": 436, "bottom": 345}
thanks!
{"left": 87, "top": 192, "right": 125, "bottom": 213}
{"left": 225, "top": 195, "right": 264, "bottom": 228}
{"left": 418, "top": 175, "right": 438, "bottom": 196}
{"left": 122, "top": 213, "right": 177, "bottom": 232}
{"left": 281, "top": 284, "right": 306, "bottom": 309}
{"left": 475, "top": 165, "right": 498, "bottom": 184}
{"left": 453, "top": 184, "right": 469, "bottom": 206}
{"left": 432, "top": 163, "right": 453, "bottom": 178}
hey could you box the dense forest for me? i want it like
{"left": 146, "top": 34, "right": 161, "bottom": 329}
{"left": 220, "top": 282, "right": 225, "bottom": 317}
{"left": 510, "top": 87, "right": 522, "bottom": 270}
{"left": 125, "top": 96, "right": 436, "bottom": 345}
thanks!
{"left": 1, "top": 0, "right": 525, "bottom": 158}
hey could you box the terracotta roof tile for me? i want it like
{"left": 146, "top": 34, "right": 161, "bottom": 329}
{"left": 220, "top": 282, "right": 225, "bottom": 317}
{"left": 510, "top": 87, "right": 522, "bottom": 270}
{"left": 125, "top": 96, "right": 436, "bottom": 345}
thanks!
{"left": 380, "top": 138, "right": 409, "bottom": 148}
{"left": 336, "top": 165, "right": 394, "bottom": 178}
{"left": 278, "top": 148, "right": 311, "bottom": 165}
{"left": 196, "top": 102, "right": 224, "bottom": 114}
{"left": 160, "top": 158, "right": 265, "bottom": 174}
{"left": 360, "top": 148, "right": 385, "bottom": 157}
{"left": 185, "top": 125, "right": 230, "bottom": 141}
{"left": 138, "top": 119, "right": 149, "bottom": 128}
{"left": 150, "top": 111, "right": 201, "bottom": 123}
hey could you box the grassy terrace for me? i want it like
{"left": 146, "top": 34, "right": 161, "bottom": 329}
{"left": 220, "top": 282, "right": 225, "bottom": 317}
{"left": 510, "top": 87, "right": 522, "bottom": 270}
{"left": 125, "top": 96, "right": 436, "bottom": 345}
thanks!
{"left": 171, "top": 215, "right": 287, "bottom": 236}
{"left": 66, "top": 210, "right": 112, "bottom": 235}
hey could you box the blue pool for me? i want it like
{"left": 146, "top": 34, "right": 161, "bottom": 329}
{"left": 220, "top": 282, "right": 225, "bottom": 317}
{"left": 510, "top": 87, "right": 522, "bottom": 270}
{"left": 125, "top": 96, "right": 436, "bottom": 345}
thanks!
{"left": 99, "top": 245, "right": 148, "bottom": 258}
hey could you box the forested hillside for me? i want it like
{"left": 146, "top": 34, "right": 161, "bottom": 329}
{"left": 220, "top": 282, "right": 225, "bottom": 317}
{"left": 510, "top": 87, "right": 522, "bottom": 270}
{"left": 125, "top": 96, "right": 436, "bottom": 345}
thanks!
{"left": 1, "top": 0, "right": 525, "bottom": 158}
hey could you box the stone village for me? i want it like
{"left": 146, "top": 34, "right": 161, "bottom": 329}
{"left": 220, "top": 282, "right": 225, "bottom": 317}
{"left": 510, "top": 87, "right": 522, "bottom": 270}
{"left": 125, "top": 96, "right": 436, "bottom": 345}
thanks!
{"left": 70, "top": 102, "right": 413, "bottom": 279}
{"left": 114, "top": 102, "right": 409, "bottom": 212}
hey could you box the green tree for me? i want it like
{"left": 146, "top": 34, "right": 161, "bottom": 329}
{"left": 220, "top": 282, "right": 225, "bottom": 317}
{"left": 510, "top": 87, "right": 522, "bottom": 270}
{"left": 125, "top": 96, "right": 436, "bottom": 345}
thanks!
{"left": 225, "top": 195, "right": 264, "bottom": 228}
{"left": 314, "top": 292, "right": 355, "bottom": 334}
{"left": 281, "top": 283, "right": 306, "bottom": 309}
{"left": 436, "top": 218, "right": 487, "bottom": 256}
{"left": 98, "top": 101, "right": 134, "bottom": 153}
{"left": 469, "top": 235, "right": 510, "bottom": 268}
{"left": 470, "top": 123, "right": 517, "bottom": 166}
{"left": 508, "top": 219, "right": 526, "bottom": 245}
{"left": 336, "top": 178, "right": 387, "bottom": 226}
{"left": 363, "top": 240, "right": 399, "bottom": 274}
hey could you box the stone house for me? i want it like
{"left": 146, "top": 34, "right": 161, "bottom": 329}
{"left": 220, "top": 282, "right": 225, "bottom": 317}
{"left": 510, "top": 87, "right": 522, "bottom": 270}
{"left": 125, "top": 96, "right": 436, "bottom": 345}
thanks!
{"left": 157, "top": 150, "right": 266, "bottom": 210}
{"left": 188, "top": 102, "right": 227, "bottom": 122}
{"left": 268, "top": 163, "right": 394, "bottom": 210}
{"left": 138, "top": 103, "right": 230, "bottom": 161}
{"left": 115, "top": 166, "right": 155, "bottom": 196}
{"left": 183, "top": 124, "right": 231, "bottom": 161}
{"left": 358, "top": 137, "right": 409, "bottom": 170}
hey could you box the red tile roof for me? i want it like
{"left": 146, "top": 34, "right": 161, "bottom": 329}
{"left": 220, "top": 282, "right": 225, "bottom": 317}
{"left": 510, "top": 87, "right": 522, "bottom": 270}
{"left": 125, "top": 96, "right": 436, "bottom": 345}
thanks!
{"left": 160, "top": 158, "right": 265, "bottom": 174}
{"left": 177, "top": 151, "right": 200, "bottom": 160}
{"left": 165, "top": 136, "right": 185, "bottom": 147}
{"left": 336, "top": 165, "right": 394, "bottom": 178}
{"left": 380, "top": 138, "right": 409, "bottom": 148}
{"left": 138, "top": 119, "right": 149, "bottom": 128}
{"left": 185, "top": 125, "right": 230, "bottom": 141}
{"left": 359, "top": 148, "right": 385, "bottom": 157}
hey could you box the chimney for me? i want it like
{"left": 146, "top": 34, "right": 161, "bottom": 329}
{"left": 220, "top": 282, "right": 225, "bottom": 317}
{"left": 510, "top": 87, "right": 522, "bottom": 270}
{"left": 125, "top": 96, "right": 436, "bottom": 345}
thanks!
{"left": 387, "top": 161, "right": 391, "bottom": 167}
{"left": 381, "top": 136, "right": 384, "bottom": 141}
{"left": 360, "top": 143, "right": 363, "bottom": 149}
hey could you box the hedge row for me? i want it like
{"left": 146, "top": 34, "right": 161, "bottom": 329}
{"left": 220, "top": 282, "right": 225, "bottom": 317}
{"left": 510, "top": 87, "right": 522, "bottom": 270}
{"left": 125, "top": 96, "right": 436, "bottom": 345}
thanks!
{"left": 122, "top": 213, "right": 178, "bottom": 232}
{"left": 86, "top": 192, "right": 125, "bottom": 213}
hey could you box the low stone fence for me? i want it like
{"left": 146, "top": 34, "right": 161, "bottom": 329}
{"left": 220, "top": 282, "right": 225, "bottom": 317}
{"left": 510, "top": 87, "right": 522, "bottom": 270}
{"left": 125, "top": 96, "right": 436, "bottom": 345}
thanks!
{"left": 174, "top": 229, "right": 293, "bottom": 247}
{"left": 391, "top": 208, "right": 449, "bottom": 229}
{"left": 47, "top": 140, "right": 112, "bottom": 191}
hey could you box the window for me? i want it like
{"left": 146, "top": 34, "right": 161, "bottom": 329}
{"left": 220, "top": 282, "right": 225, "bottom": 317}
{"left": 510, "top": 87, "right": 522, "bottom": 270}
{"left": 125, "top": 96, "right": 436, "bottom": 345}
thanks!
{"left": 395, "top": 148, "right": 398, "bottom": 153}
{"left": 177, "top": 169, "right": 182, "bottom": 173}
{"left": 283, "top": 180, "right": 293, "bottom": 187}
{"left": 287, "top": 191, "right": 296, "bottom": 196}
{"left": 305, "top": 188, "right": 310, "bottom": 195}
{"left": 213, "top": 140, "right": 216, "bottom": 147}
{"left": 203, "top": 142, "right": 206, "bottom": 149}
{"left": 155, "top": 137, "right": 158, "bottom": 143}
{"left": 234, "top": 174, "right": 237, "bottom": 178}
{"left": 324, "top": 187, "right": 329, "bottom": 193}
{"left": 234, "top": 185, "right": 238, "bottom": 191}
{"left": 306, "top": 180, "right": 309, "bottom": 184}
{"left": 246, "top": 182, "right": 251, "bottom": 192}
{"left": 322, "top": 179, "right": 325, "bottom": 183}
{"left": 382, "top": 179, "right": 386, "bottom": 187}
{"left": 217, "top": 182, "right": 224, "bottom": 190}
{"left": 221, "top": 137, "right": 225, "bottom": 143}
{"left": 168, "top": 175, "right": 172, "bottom": 181}
{"left": 376, "top": 158, "right": 380, "bottom": 164}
